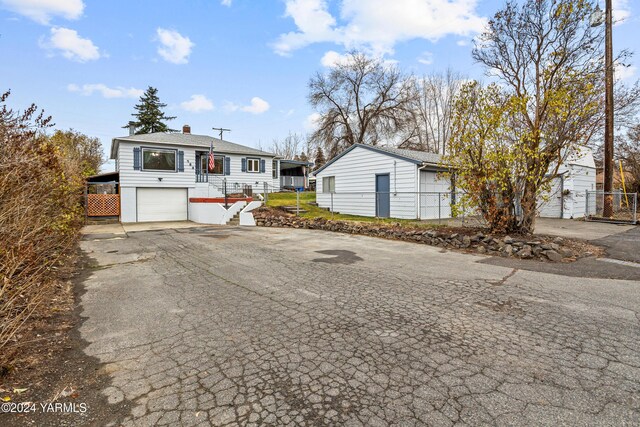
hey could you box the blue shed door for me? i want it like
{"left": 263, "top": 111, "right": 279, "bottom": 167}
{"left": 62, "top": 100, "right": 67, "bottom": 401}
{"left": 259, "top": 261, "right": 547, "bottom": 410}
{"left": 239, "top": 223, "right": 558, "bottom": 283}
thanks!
{"left": 376, "top": 174, "right": 390, "bottom": 218}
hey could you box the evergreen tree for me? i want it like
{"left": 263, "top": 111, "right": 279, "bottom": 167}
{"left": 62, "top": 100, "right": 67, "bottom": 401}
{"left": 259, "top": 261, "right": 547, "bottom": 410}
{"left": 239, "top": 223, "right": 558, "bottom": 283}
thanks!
{"left": 125, "top": 87, "right": 176, "bottom": 134}
{"left": 299, "top": 151, "right": 308, "bottom": 162}
{"left": 314, "top": 146, "right": 325, "bottom": 170}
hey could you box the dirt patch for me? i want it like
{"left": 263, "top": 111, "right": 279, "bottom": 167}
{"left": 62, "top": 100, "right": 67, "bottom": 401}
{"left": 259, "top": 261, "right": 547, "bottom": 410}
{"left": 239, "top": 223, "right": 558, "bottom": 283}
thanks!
{"left": 0, "top": 252, "right": 130, "bottom": 426}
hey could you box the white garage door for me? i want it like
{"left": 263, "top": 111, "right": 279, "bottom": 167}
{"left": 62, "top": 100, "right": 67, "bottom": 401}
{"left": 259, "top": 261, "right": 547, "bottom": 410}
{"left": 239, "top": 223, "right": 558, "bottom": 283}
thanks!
{"left": 137, "top": 188, "right": 188, "bottom": 222}
{"left": 538, "top": 177, "right": 563, "bottom": 218}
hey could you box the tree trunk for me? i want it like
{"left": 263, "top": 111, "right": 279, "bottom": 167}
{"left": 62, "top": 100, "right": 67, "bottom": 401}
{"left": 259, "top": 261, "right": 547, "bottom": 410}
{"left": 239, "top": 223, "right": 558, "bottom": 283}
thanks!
{"left": 519, "top": 183, "right": 538, "bottom": 234}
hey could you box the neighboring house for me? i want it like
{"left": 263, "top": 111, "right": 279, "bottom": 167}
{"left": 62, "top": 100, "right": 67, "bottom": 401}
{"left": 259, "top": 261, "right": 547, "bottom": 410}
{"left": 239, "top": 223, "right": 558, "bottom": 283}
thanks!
{"left": 538, "top": 150, "right": 597, "bottom": 219}
{"left": 110, "top": 125, "right": 276, "bottom": 223}
{"left": 275, "top": 159, "right": 314, "bottom": 190}
{"left": 313, "top": 143, "right": 596, "bottom": 220}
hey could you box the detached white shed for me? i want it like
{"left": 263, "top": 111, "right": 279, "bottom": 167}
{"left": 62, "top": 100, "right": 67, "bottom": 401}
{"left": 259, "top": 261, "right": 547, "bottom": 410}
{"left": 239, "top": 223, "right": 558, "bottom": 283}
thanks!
{"left": 538, "top": 150, "right": 597, "bottom": 219}
{"left": 313, "top": 144, "right": 449, "bottom": 219}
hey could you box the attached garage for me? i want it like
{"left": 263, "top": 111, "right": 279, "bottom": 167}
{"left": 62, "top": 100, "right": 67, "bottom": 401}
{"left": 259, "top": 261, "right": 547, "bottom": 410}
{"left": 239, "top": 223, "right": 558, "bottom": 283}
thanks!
{"left": 137, "top": 188, "right": 188, "bottom": 222}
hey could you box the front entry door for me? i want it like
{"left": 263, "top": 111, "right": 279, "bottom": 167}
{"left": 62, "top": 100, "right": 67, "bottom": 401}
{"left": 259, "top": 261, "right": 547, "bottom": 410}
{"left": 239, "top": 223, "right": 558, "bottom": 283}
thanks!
{"left": 376, "top": 174, "right": 390, "bottom": 218}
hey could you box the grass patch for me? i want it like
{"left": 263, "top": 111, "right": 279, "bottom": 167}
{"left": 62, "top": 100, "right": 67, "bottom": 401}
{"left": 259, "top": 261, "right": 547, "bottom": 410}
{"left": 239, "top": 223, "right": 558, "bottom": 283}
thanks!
{"left": 266, "top": 191, "right": 440, "bottom": 228}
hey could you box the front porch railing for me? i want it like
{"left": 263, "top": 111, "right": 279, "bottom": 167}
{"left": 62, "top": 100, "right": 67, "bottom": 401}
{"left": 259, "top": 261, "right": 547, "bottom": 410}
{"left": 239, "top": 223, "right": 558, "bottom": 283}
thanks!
{"left": 280, "top": 175, "right": 306, "bottom": 189}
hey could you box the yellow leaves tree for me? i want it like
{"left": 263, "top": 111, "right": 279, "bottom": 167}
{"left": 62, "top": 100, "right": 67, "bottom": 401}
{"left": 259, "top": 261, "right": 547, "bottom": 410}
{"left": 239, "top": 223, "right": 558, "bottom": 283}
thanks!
{"left": 448, "top": 0, "right": 615, "bottom": 234}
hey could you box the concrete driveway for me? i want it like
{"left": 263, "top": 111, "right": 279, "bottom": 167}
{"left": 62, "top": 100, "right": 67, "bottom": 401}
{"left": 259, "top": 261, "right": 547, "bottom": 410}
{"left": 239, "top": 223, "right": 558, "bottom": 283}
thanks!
{"left": 79, "top": 226, "right": 640, "bottom": 426}
{"left": 534, "top": 217, "right": 636, "bottom": 240}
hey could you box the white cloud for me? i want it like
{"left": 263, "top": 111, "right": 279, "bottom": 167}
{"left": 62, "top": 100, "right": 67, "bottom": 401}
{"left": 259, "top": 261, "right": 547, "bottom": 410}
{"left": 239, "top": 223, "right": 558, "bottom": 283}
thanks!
{"left": 304, "top": 112, "right": 321, "bottom": 131}
{"left": 156, "top": 28, "right": 194, "bottom": 64}
{"left": 180, "top": 94, "right": 214, "bottom": 112}
{"left": 320, "top": 50, "right": 350, "bottom": 67}
{"left": 417, "top": 51, "right": 433, "bottom": 65}
{"left": 67, "top": 83, "right": 143, "bottom": 98}
{"left": 42, "top": 27, "right": 101, "bottom": 62}
{"left": 0, "top": 0, "right": 84, "bottom": 24}
{"left": 221, "top": 0, "right": 232, "bottom": 6}
{"left": 456, "top": 39, "right": 469, "bottom": 47}
{"left": 241, "top": 97, "right": 270, "bottom": 114}
{"left": 225, "top": 97, "right": 271, "bottom": 114}
{"left": 274, "top": 0, "right": 486, "bottom": 56}
{"left": 613, "top": 0, "right": 631, "bottom": 24}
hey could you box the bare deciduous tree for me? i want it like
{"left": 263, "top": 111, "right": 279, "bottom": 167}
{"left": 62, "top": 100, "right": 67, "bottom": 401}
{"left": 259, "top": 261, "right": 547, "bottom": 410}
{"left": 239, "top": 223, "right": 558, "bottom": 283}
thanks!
{"left": 401, "top": 69, "right": 465, "bottom": 155}
{"left": 270, "top": 132, "right": 304, "bottom": 159}
{"left": 308, "top": 51, "right": 417, "bottom": 156}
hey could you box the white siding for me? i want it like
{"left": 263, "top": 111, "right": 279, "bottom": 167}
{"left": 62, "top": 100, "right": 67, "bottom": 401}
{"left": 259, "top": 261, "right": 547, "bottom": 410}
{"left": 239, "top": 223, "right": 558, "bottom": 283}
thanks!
{"left": 537, "top": 164, "right": 596, "bottom": 219}
{"left": 567, "top": 165, "right": 596, "bottom": 218}
{"left": 538, "top": 176, "right": 564, "bottom": 218}
{"left": 218, "top": 153, "right": 274, "bottom": 193}
{"left": 315, "top": 147, "right": 420, "bottom": 219}
{"left": 118, "top": 141, "right": 197, "bottom": 189}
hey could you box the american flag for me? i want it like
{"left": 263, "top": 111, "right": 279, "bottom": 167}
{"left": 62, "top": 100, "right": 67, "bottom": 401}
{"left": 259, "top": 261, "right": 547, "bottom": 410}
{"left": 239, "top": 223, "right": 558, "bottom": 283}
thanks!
{"left": 208, "top": 142, "right": 214, "bottom": 172}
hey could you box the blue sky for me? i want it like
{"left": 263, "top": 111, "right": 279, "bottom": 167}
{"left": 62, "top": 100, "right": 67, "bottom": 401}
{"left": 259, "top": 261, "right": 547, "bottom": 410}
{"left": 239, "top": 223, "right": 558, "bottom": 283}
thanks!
{"left": 1, "top": 0, "right": 638, "bottom": 170}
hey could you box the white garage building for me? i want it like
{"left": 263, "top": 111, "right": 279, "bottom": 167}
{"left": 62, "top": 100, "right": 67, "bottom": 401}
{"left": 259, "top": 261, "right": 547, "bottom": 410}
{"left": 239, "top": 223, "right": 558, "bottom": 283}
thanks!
{"left": 313, "top": 143, "right": 596, "bottom": 220}
{"left": 314, "top": 144, "right": 450, "bottom": 220}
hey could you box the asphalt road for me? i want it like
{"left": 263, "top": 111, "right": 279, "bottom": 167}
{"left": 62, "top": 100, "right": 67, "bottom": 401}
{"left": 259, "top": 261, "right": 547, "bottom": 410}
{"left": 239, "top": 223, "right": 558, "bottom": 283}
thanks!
{"left": 72, "top": 226, "right": 640, "bottom": 426}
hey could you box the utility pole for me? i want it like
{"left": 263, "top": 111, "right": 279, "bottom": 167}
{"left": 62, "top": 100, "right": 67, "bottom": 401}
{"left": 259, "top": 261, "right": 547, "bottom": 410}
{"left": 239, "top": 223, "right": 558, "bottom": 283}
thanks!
{"left": 591, "top": 1, "right": 615, "bottom": 218}
{"left": 212, "top": 127, "right": 231, "bottom": 140}
{"left": 603, "top": 0, "right": 614, "bottom": 217}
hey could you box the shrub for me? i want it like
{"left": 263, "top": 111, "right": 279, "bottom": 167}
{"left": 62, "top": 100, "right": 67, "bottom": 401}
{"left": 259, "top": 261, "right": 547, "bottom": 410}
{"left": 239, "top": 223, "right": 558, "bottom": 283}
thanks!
{"left": 0, "top": 91, "right": 95, "bottom": 367}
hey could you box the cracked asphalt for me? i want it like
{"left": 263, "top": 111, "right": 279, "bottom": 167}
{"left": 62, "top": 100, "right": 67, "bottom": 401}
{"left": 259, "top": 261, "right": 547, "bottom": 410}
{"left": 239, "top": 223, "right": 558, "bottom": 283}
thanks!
{"left": 78, "top": 226, "right": 640, "bottom": 426}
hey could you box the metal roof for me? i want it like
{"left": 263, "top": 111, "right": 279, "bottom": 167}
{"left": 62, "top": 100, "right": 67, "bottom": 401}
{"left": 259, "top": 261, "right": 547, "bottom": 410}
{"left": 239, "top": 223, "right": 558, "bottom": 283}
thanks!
{"left": 313, "top": 143, "right": 442, "bottom": 175}
{"left": 370, "top": 145, "right": 442, "bottom": 164}
{"left": 110, "top": 132, "right": 275, "bottom": 159}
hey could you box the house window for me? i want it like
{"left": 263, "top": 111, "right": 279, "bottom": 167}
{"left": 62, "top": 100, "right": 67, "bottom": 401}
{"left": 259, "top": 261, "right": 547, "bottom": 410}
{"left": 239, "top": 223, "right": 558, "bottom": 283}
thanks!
{"left": 142, "top": 148, "right": 176, "bottom": 172}
{"left": 322, "top": 176, "right": 335, "bottom": 193}
{"left": 201, "top": 154, "right": 225, "bottom": 175}
{"left": 272, "top": 160, "right": 278, "bottom": 178}
{"left": 247, "top": 158, "right": 260, "bottom": 173}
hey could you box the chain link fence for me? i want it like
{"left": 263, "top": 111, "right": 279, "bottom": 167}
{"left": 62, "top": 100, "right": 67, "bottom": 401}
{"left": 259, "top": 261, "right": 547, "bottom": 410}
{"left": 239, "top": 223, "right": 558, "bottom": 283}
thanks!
{"left": 585, "top": 190, "right": 638, "bottom": 224}
{"left": 310, "top": 191, "right": 482, "bottom": 225}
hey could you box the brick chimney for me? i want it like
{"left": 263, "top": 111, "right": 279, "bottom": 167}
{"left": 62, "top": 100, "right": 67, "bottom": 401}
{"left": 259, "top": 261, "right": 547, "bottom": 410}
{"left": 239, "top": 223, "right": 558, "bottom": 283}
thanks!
{"left": 182, "top": 124, "right": 191, "bottom": 134}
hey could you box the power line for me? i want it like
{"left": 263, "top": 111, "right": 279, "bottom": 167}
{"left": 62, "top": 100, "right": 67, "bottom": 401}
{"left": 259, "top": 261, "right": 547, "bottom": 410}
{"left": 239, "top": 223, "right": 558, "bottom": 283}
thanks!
{"left": 212, "top": 127, "right": 231, "bottom": 140}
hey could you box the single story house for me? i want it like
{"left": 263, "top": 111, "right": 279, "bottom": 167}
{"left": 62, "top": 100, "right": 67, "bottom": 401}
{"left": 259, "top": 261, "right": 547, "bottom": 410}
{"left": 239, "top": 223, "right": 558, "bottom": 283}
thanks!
{"left": 313, "top": 143, "right": 596, "bottom": 220}
{"left": 109, "top": 125, "right": 276, "bottom": 223}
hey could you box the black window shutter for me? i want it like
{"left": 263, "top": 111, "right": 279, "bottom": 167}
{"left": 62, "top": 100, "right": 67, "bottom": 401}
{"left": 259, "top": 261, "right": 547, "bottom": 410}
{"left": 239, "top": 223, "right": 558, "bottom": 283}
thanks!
{"left": 133, "top": 147, "right": 141, "bottom": 170}
{"left": 260, "top": 159, "right": 266, "bottom": 173}
{"left": 225, "top": 157, "right": 231, "bottom": 175}
{"left": 241, "top": 158, "right": 247, "bottom": 172}
{"left": 177, "top": 150, "right": 184, "bottom": 172}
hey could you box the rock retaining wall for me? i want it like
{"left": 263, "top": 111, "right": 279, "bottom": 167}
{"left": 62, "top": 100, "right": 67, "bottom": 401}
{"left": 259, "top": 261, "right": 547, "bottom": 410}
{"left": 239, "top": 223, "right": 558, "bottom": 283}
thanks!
{"left": 254, "top": 209, "right": 578, "bottom": 262}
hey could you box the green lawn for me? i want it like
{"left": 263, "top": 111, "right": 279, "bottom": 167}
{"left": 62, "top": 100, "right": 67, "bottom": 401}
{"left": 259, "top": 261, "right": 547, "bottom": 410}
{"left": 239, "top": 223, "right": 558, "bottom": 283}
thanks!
{"left": 266, "top": 191, "right": 439, "bottom": 228}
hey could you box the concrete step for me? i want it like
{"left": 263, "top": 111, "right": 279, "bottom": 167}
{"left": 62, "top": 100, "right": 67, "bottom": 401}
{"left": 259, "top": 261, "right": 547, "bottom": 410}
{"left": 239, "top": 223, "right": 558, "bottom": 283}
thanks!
{"left": 227, "top": 211, "right": 241, "bottom": 225}
{"left": 281, "top": 206, "right": 309, "bottom": 214}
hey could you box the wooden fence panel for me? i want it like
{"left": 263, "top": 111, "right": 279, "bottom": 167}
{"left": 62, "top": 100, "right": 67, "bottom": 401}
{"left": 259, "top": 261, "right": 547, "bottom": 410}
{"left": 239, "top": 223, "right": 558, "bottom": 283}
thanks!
{"left": 87, "top": 194, "right": 120, "bottom": 217}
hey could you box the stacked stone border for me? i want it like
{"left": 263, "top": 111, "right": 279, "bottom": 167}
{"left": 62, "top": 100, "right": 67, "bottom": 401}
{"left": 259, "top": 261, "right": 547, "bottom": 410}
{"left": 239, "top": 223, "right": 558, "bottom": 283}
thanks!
{"left": 253, "top": 208, "right": 594, "bottom": 262}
